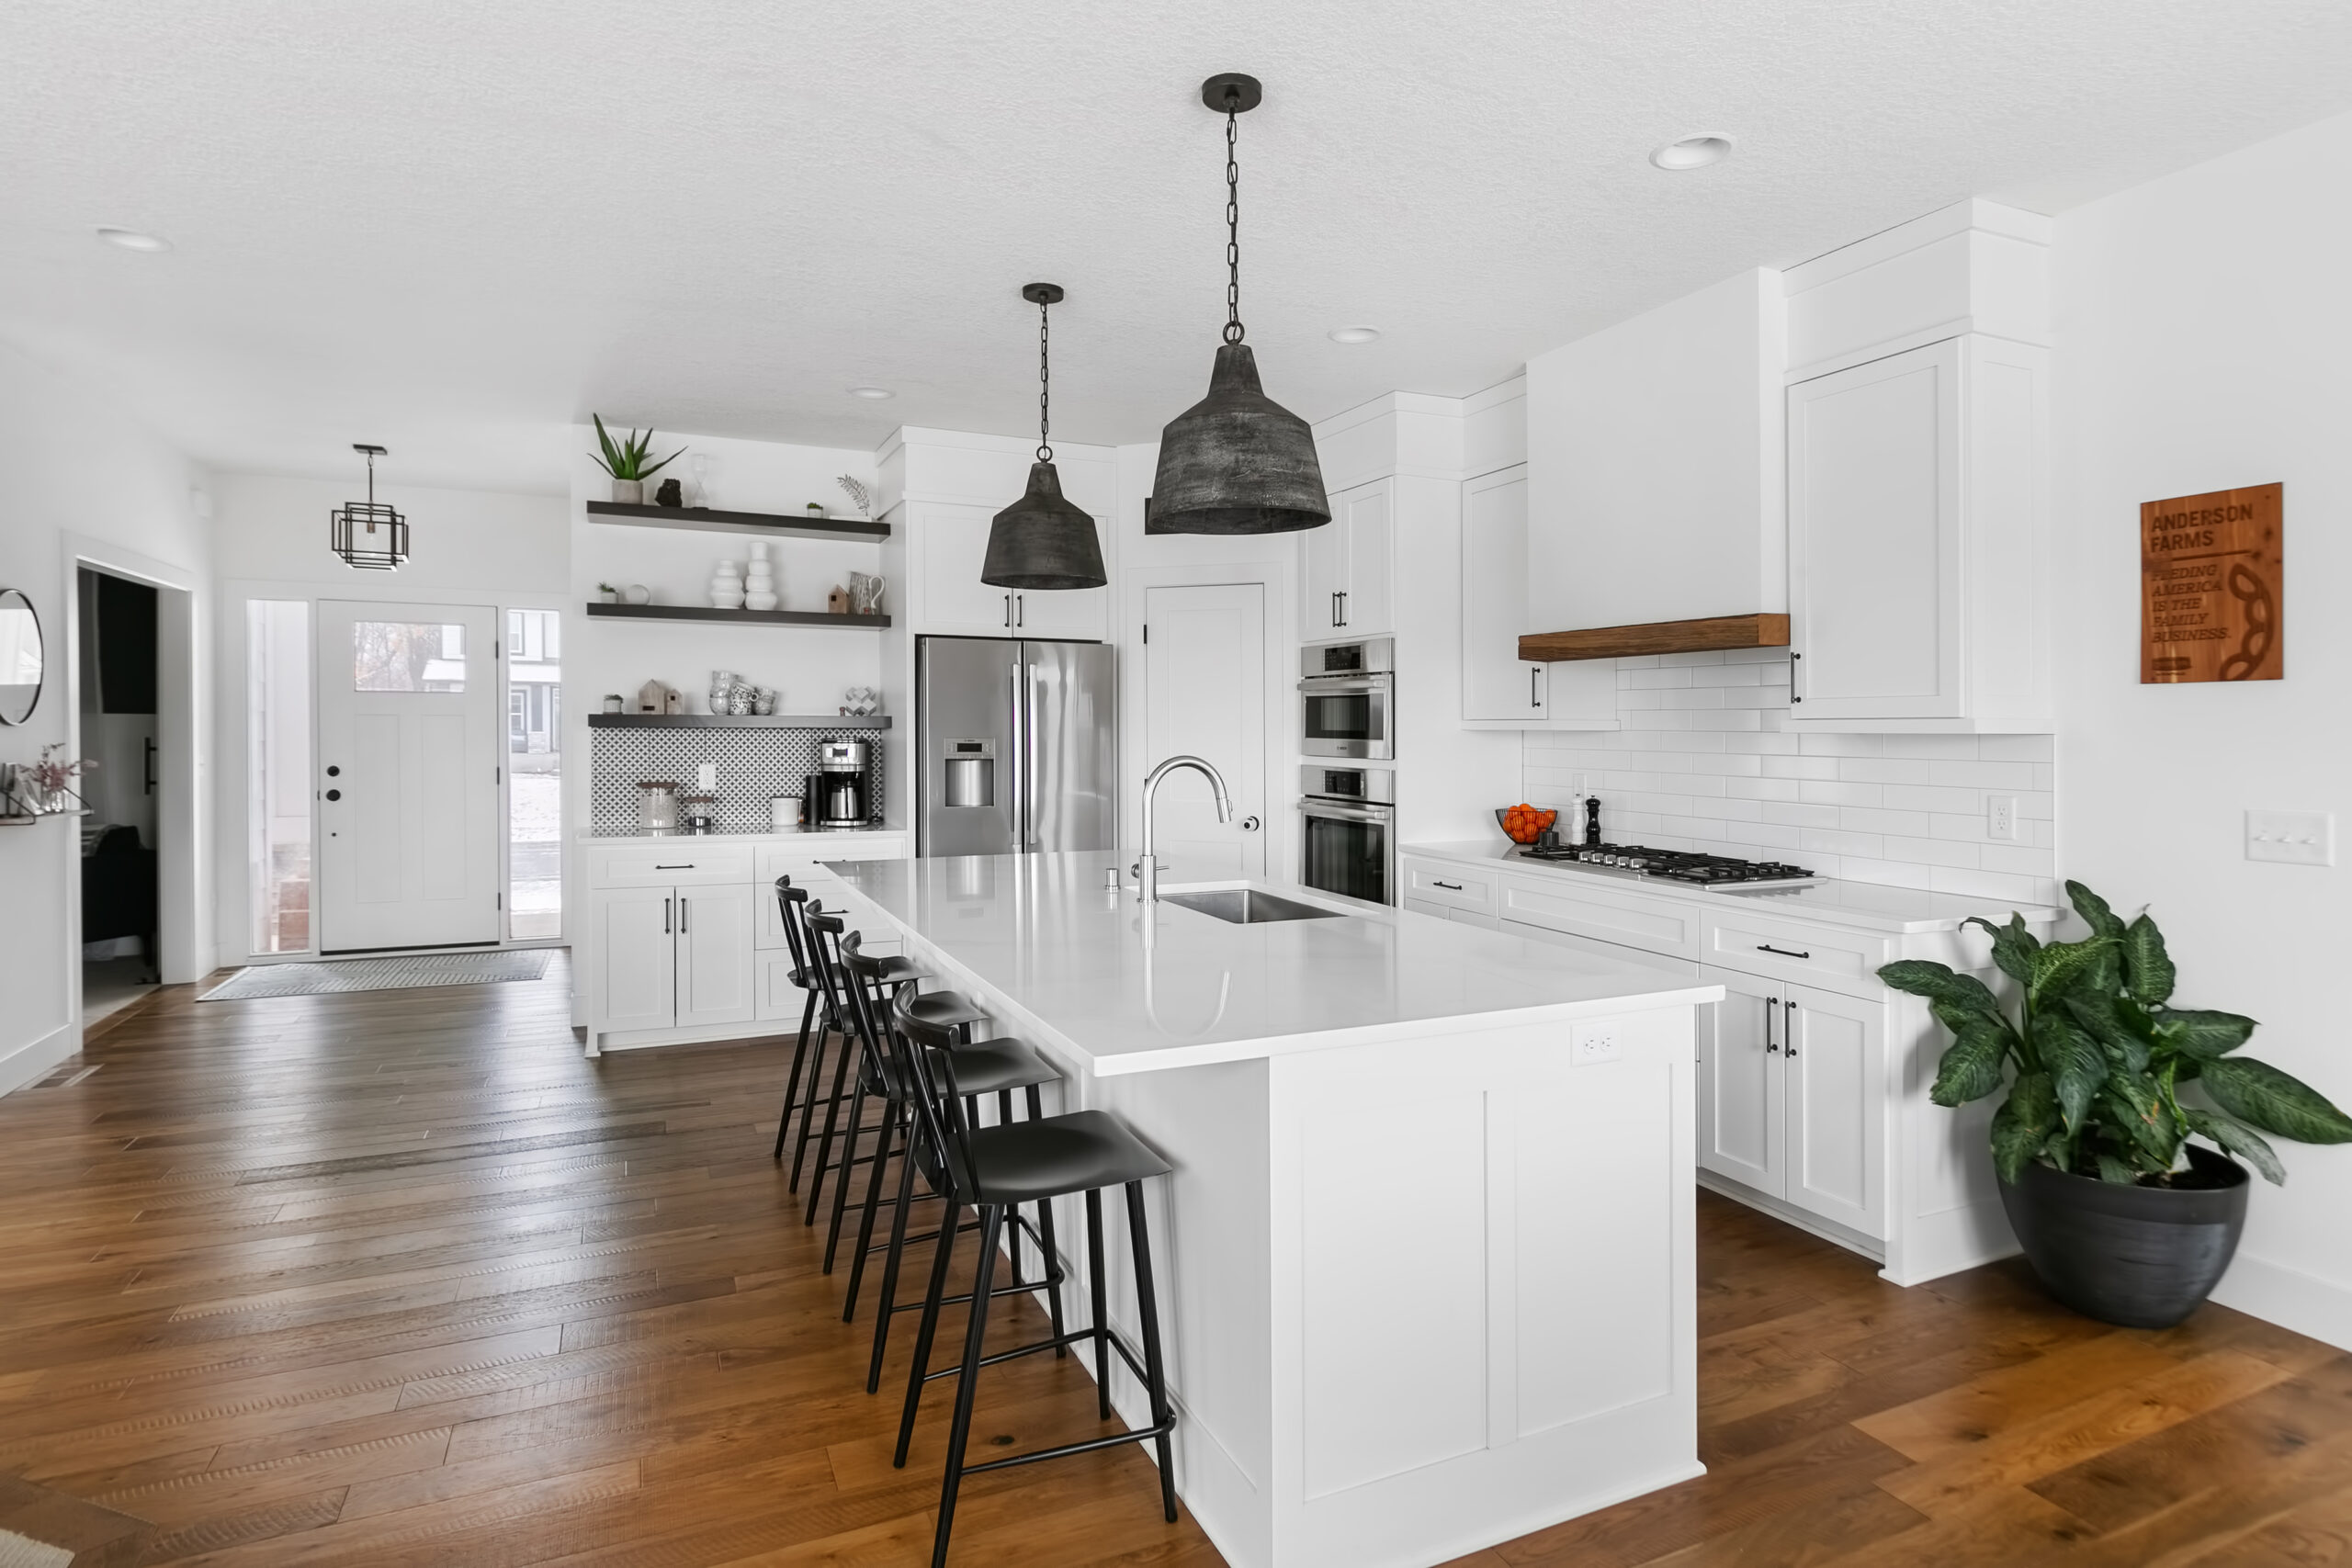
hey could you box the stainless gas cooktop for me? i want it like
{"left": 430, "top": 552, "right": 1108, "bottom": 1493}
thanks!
{"left": 1519, "top": 841, "right": 1819, "bottom": 888}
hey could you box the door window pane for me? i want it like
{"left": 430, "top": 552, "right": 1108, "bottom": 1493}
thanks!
{"left": 507, "top": 608, "right": 561, "bottom": 938}
{"left": 354, "top": 621, "right": 465, "bottom": 692}
{"left": 247, "top": 601, "right": 311, "bottom": 953}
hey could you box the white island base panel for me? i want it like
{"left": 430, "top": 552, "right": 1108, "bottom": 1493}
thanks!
{"left": 831, "top": 853, "right": 1711, "bottom": 1568}
{"left": 1093, "top": 1013, "right": 1703, "bottom": 1568}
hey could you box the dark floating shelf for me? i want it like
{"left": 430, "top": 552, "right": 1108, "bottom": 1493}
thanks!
{"left": 586, "top": 602, "right": 889, "bottom": 630}
{"left": 584, "top": 500, "right": 888, "bottom": 543}
{"left": 589, "top": 713, "right": 890, "bottom": 730}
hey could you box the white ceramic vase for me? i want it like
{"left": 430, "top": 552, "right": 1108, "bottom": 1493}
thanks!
{"left": 743, "top": 540, "right": 779, "bottom": 612}
{"left": 709, "top": 559, "right": 745, "bottom": 610}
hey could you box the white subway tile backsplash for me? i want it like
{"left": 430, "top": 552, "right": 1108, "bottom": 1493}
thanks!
{"left": 1522, "top": 656, "right": 2060, "bottom": 906}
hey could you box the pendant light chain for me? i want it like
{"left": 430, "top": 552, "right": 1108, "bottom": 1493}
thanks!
{"left": 1037, "top": 293, "right": 1053, "bottom": 463}
{"left": 1223, "top": 106, "right": 1245, "bottom": 344}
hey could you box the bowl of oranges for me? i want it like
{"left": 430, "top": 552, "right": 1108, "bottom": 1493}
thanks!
{"left": 1496, "top": 804, "right": 1558, "bottom": 845}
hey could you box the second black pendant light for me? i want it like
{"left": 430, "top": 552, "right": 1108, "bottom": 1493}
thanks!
{"left": 1148, "top": 73, "right": 1330, "bottom": 536}
{"left": 981, "top": 282, "right": 1107, "bottom": 591}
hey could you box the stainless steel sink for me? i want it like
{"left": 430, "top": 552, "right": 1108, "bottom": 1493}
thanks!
{"left": 1160, "top": 888, "right": 1344, "bottom": 924}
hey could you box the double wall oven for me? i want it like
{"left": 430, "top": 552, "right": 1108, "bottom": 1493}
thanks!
{"left": 1297, "top": 637, "right": 1396, "bottom": 904}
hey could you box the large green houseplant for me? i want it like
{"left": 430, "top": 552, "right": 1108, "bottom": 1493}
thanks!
{"left": 1879, "top": 881, "right": 2352, "bottom": 1325}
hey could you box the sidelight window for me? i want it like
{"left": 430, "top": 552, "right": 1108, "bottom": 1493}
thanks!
{"left": 246, "top": 601, "right": 311, "bottom": 953}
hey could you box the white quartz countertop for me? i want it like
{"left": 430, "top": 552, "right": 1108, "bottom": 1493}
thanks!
{"left": 830, "top": 851, "right": 1721, "bottom": 1077}
{"left": 577, "top": 826, "right": 909, "bottom": 841}
{"left": 1403, "top": 839, "right": 2061, "bottom": 935}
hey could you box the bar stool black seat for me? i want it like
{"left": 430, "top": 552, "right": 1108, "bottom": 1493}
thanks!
{"left": 889, "top": 992, "right": 1179, "bottom": 1568}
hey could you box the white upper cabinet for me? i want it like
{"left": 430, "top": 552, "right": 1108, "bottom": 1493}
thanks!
{"left": 1460, "top": 466, "right": 1546, "bottom": 722}
{"left": 886, "top": 433, "right": 1115, "bottom": 642}
{"left": 1302, "top": 479, "right": 1393, "bottom": 638}
{"left": 1780, "top": 200, "right": 2052, "bottom": 732}
{"left": 1786, "top": 333, "right": 2048, "bottom": 728}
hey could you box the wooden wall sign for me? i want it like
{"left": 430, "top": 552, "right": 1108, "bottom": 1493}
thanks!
{"left": 2141, "top": 482, "right": 2283, "bottom": 683}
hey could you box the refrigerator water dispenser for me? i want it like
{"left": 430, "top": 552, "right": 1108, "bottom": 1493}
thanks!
{"left": 943, "top": 739, "right": 996, "bottom": 808}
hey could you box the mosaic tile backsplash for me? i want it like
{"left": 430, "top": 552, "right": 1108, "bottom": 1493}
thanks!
{"left": 591, "top": 728, "right": 887, "bottom": 833}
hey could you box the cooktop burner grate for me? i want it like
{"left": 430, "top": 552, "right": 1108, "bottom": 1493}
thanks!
{"left": 1519, "top": 841, "right": 1817, "bottom": 886}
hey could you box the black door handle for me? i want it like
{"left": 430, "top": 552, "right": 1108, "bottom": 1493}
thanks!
{"left": 324, "top": 789, "right": 341, "bottom": 802}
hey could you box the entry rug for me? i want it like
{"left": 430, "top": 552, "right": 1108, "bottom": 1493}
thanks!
{"left": 0, "top": 1529, "right": 74, "bottom": 1568}
{"left": 199, "top": 949, "right": 555, "bottom": 1000}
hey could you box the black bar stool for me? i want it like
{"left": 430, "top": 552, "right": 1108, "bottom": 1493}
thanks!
{"left": 836, "top": 934, "right": 1066, "bottom": 1391}
{"left": 889, "top": 991, "right": 1179, "bottom": 1567}
{"left": 801, "top": 910, "right": 988, "bottom": 1229}
{"left": 767, "top": 877, "right": 827, "bottom": 1168}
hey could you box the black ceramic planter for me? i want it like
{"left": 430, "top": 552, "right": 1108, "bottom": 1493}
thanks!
{"left": 1997, "top": 1144, "right": 2249, "bottom": 1328}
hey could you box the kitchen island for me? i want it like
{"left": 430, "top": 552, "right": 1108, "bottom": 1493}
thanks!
{"left": 829, "top": 851, "right": 1724, "bottom": 1568}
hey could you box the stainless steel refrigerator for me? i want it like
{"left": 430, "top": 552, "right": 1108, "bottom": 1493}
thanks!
{"left": 916, "top": 637, "right": 1116, "bottom": 857}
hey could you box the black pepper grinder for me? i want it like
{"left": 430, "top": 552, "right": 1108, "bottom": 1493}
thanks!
{"left": 1584, "top": 795, "right": 1603, "bottom": 847}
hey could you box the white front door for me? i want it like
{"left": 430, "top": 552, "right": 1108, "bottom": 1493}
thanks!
{"left": 316, "top": 601, "right": 502, "bottom": 952}
{"left": 1142, "top": 583, "right": 1265, "bottom": 878}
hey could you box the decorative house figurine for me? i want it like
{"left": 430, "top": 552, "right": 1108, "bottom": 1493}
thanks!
{"left": 662, "top": 684, "right": 685, "bottom": 715}
{"left": 828, "top": 583, "right": 850, "bottom": 615}
{"left": 635, "top": 679, "right": 672, "bottom": 715}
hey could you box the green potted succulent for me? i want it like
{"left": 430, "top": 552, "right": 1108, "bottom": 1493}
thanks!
{"left": 590, "top": 415, "right": 683, "bottom": 504}
{"left": 1881, "top": 881, "right": 2352, "bottom": 1327}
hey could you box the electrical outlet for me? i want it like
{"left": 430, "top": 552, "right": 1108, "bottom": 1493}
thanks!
{"left": 2246, "top": 810, "right": 2335, "bottom": 867}
{"left": 1571, "top": 1021, "right": 1622, "bottom": 1066}
{"left": 1986, "top": 794, "right": 2018, "bottom": 842}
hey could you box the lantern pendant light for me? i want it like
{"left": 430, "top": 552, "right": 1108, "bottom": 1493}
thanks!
{"left": 1148, "top": 73, "right": 1329, "bottom": 536}
{"left": 981, "top": 283, "right": 1108, "bottom": 591}
{"left": 329, "top": 444, "right": 409, "bottom": 570}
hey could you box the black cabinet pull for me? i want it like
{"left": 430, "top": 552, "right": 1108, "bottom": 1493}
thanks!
{"left": 680, "top": 897, "right": 689, "bottom": 935}
{"left": 1433, "top": 880, "right": 1463, "bottom": 891}
{"left": 663, "top": 897, "right": 672, "bottom": 935}
{"left": 1784, "top": 998, "right": 1799, "bottom": 1058}
{"left": 655, "top": 863, "right": 694, "bottom": 870}
{"left": 1757, "top": 942, "right": 1812, "bottom": 960}
{"left": 1790, "top": 650, "right": 1803, "bottom": 703}
{"left": 1765, "top": 996, "right": 1779, "bottom": 1054}
{"left": 1530, "top": 667, "right": 1540, "bottom": 707}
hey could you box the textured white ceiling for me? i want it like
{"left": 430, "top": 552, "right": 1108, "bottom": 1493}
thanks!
{"left": 6, "top": 1, "right": 2349, "bottom": 492}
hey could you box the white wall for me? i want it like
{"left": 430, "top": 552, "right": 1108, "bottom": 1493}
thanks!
{"left": 1525, "top": 267, "right": 1785, "bottom": 635}
{"left": 2052, "top": 107, "right": 2352, "bottom": 1348}
{"left": 0, "top": 340, "right": 210, "bottom": 1093}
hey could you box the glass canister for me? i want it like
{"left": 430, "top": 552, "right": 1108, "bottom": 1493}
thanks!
{"left": 680, "top": 792, "right": 718, "bottom": 834}
{"left": 637, "top": 780, "right": 681, "bottom": 835}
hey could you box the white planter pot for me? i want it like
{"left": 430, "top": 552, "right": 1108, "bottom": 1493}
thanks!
{"left": 612, "top": 479, "right": 644, "bottom": 504}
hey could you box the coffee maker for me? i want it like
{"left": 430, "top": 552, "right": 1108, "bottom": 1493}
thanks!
{"left": 807, "top": 739, "right": 872, "bottom": 829}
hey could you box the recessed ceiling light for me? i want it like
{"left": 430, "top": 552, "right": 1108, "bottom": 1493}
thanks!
{"left": 848, "top": 386, "right": 896, "bottom": 400}
{"left": 1649, "top": 134, "right": 1735, "bottom": 172}
{"left": 96, "top": 226, "right": 171, "bottom": 252}
{"left": 1329, "top": 326, "right": 1382, "bottom": 344}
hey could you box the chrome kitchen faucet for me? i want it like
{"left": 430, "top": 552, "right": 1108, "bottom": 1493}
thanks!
{"left": 1135, "top": 754, "right": 1232, "bottom": 902}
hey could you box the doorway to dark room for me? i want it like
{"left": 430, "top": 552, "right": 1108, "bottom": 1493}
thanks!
{"left": 77, "top": 567, "right": 159, "bottom": 1025}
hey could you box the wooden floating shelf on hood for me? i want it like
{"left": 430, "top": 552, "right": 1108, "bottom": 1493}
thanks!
{"left": 1519, "top": 613, "right": 1790, "bottom": 663}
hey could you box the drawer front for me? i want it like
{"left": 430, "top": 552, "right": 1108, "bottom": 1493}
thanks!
{"left": 1501, "top": 918, "right": 1702, "bottom": 977}
{"left": 1702, "top": 909, "right": 1893, "bottom": 1000}
{"left": 755, "top": 835, "right": 910, "bottom": 884}
{"left": 1498, "top": 874, "right": 1701, "bottom": 960}
{"left": 1402, "top": 858, "right": 1498, "bottom": 915}
{"left": 591, "top": 844, "right": 755, "bottom": 888}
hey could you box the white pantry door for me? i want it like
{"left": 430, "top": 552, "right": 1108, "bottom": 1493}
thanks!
{"left": 1142, "top": 583, "right": 1265, "bottom": 878}
{"left": 316, "top": 601, "right": 502, "bottom": 952}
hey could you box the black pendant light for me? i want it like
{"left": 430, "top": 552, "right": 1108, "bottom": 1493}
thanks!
{"left": 981, "top": 283, "right": 1107, "bottom": 590}
{"left": 329, "top": 444, "right": 409, "bottom": 570}
{"left": 1148, "top": 73, "right": 1329, "bottom": 536}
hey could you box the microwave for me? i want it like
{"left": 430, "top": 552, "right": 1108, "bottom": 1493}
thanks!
{"left": 1298, "top": 637, "right": 1394, "bottom": 760}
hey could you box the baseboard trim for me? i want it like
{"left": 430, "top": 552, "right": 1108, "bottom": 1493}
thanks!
{"left": 2211, "top": 1249, "right": 2352, "bottom": 1354}
{"left": 1695, "top": 1171, "right": 1887, "bottom": 1263}
{"left": 0, "top": 1022, "right": 78, "bottom": 1100}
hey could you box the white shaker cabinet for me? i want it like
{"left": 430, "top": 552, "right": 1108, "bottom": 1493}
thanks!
{"left": 1786, "top": 333, "right": 2050, "bottom": 730}
{"left": 676, "top": 885, "right": 757, "bottom": 1028}
{"left": 904, "top": 500, "right": 1110, "bottom": 641}
{"left": 1695, "top": 969, "right": 1886, "bottom": 1241}
{"left": 591, "top": 886, "right": 677, "bottom": 1032}
{"left": 1459, "top": 466, "right": 1548, "bottom": 722}
{"left": 1302, "top": 479, "right": 1394, "bottom": 638}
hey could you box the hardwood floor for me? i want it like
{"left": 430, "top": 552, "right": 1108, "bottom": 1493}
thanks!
{"left": 4, "top": 963, "right": 2348, "bottom": 1566}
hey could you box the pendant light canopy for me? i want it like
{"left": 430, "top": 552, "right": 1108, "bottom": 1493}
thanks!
{"left": 330, "top": 444, "right": 409, "bottom": 570}
{"left": 1148, "top": 73, "right": 1329, "bottom": 536}
{"left": 981, "top": 282, "right": 1108, "bottom": 590}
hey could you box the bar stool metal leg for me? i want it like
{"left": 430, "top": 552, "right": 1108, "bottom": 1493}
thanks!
{"left": 824, "top": 1081, "right": 890, "bottom": 1272}
{"left": 786, "top": 1014, "right": 837, "bottom": 1192}
{"left": 930, "top": 1205, "right": 1005, "bottom": 1568}
{"left": 803, "top": 1028, "right": 860, "bottom": 1225}
{"left": 770, "top": 986, "right": 820, "bottom": 1161}
{"left": 1127, "top": 1180, "right": 1180, "bottom": 1523}
{"left": 896, "top": 1197, "right": 963, "bottom": 1468}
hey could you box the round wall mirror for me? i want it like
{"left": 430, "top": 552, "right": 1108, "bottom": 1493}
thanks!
{"left": 0, "top": 589, "right": 44, "bottom": 726}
